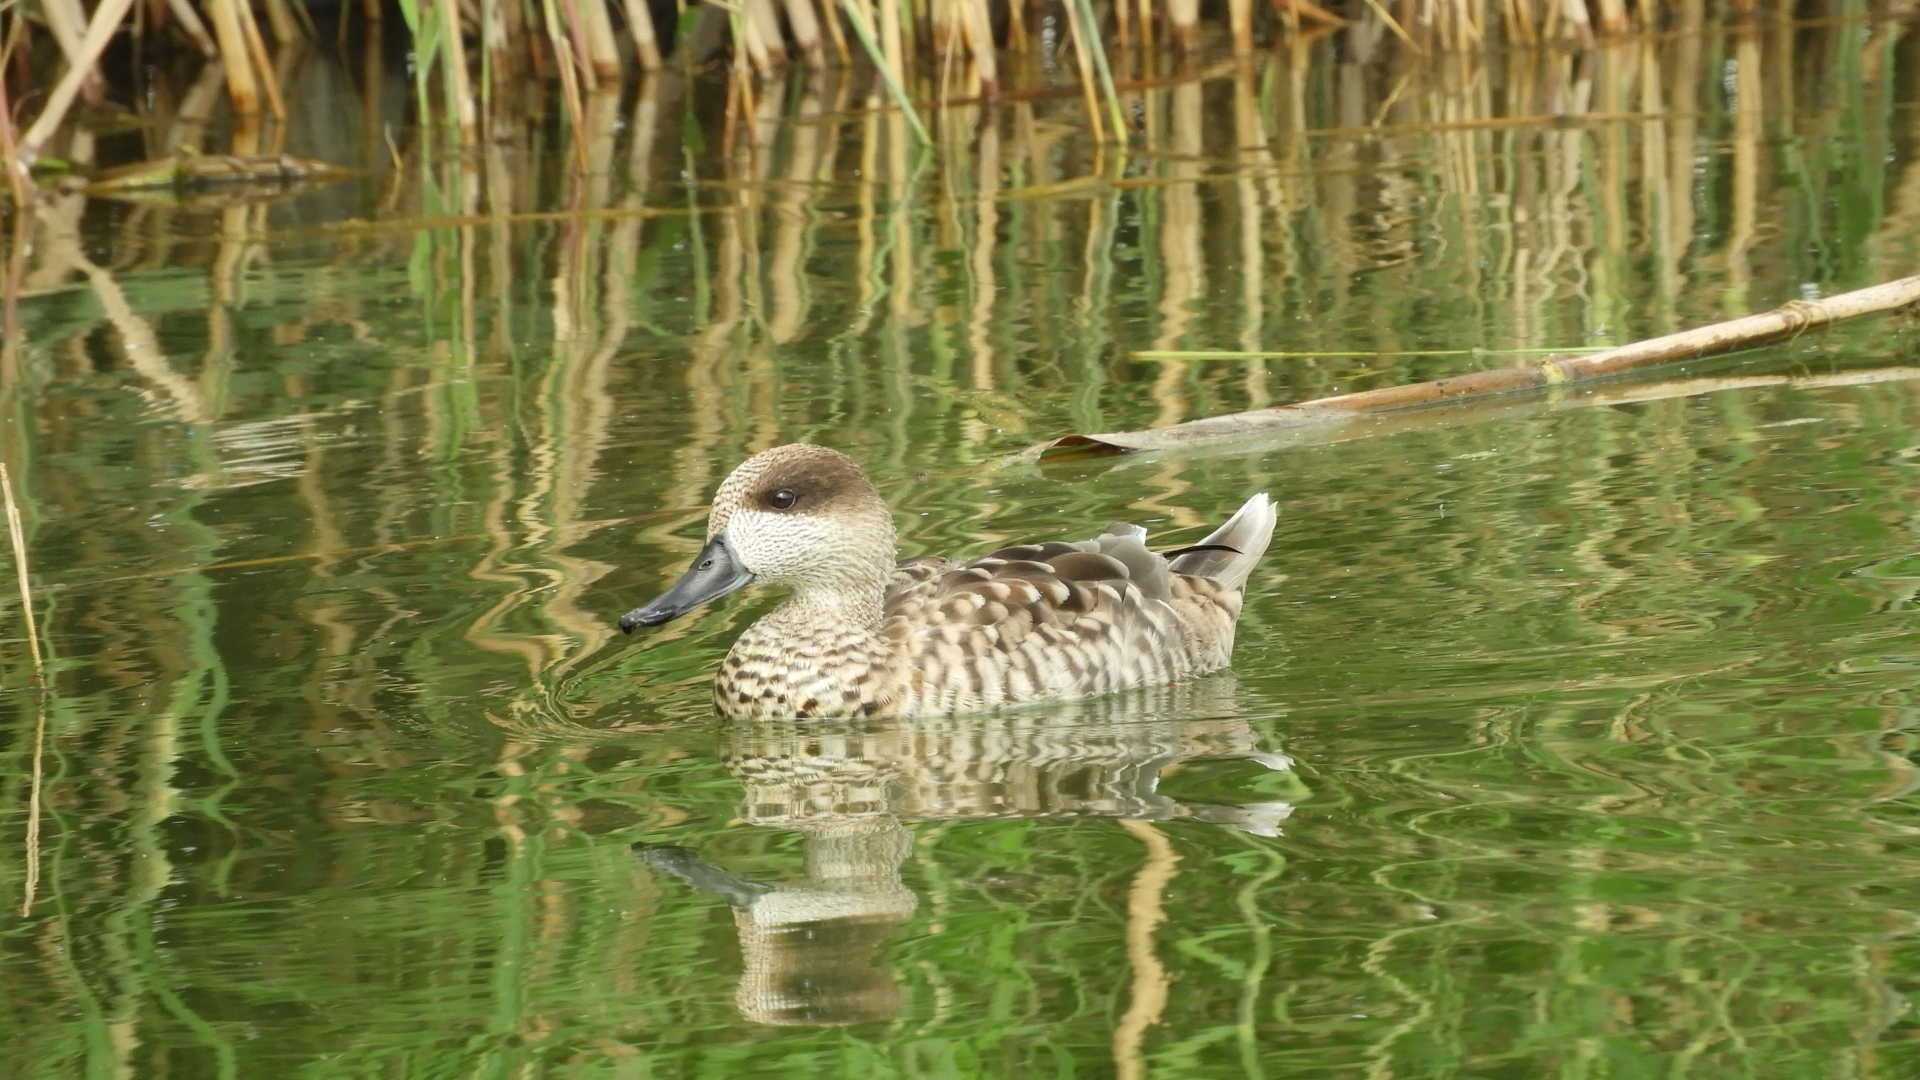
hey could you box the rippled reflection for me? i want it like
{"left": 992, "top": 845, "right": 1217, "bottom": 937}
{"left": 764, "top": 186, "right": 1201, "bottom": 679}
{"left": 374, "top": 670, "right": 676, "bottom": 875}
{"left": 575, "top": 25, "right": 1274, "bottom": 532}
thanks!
{"left": 641, "top": 682, "right": 1296, "bottom": 1026}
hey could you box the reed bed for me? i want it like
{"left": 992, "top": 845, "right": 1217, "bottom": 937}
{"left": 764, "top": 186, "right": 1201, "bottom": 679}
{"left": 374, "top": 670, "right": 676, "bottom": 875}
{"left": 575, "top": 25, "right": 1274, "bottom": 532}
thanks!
{"left": 0, "top": 0, "right": 1879, "bottom": 189}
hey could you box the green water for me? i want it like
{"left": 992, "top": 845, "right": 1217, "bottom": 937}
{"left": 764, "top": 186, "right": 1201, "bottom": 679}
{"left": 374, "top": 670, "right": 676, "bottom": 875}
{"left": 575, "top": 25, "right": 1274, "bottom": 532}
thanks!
{"left": 6, "top": 22, "right": 1920, "bottom": 1078}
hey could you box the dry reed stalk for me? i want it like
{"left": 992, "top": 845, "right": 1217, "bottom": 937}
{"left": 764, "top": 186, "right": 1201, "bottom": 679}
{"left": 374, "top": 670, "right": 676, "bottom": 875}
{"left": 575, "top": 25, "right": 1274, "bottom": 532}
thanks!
{"left": 1553, "top": 0, "right": 1591, "bottom": 42}
{"left": 820, "top": 0, "right": 852, "bottom": 63}
{"left": 1023, "top": 274, "right": 1920, "bottom": 459}
{"left": 578, "top": 0, "right": 621, "bottom": 80}
{"left": 1167, "top": 0, "right": 1199, "bottom": 50}
{"left": 1005, "top": 0, "right": 1027, "bottom": 51}
{"left": 260, "top": 0, "right": 302, "bottom": 42}
{"left": 439, "top": 0, "right": 479, "bottom": 135}
{"left": 1498, "top": 0, "right": 1524, "bottom": 41}
{"left": 621, "top": 0, "right": 664, "bottom": 69}
{"left": 1229, "top": 0, "right": 1252, "bottom": 51}
{"left": 234, "top": 0, "right": 287, "bottom": 118}
{"left": 35, "top": 0, "right": 101, "bottom": 99}
{"left": 838, "top": 0, "right": 929, "bottom": 142}
{"left": 164, "top": 0, "right": 219, "bottom": 56}
{"left": 0, "top": 46, "right": 27, "bottom": 207}
{"left": 781, "top": 0, "right": 826, "bottom": 66}
{"left": 732, "top": 4, "right": 772, "bottom": 76}
{"left": 203, "top": 0, "right": 258, "bottom": 113}
{"left": 552, "top": 0, "right": 600, "bottom": 90}
{"left": 542, "top": 0, "right": 592, "bottom": 171}
{"left": 1361, "top": 0, "right": 1417, "bottom": 49}
{"left": 876, "top": 0, "right": 908, "bottom": 94}
{"left": 732, "top": 12, "right": 766, "bottom": 76}
{"left": 17, "top": 0, "right": 137, "bottom": 163}
{"left": 747, "top": 0, "right": 789, "bottom": 68}
{"left": 935, "top": 11, "right": 962, "bottom": 103}
{"left": 929, "top": 0, "right": 959, "bottom": 56}
{"left": 960, "top": 0, "right": 996, "bottom": 94}
{"left": 0, "top": 464, "right": 42, "bottom": 680}
{"left": 1287, "top": 0, "right": 1346, "bottom": 26}
{"left": 1061, "top": 0, "right": 1106, "bottom": 141}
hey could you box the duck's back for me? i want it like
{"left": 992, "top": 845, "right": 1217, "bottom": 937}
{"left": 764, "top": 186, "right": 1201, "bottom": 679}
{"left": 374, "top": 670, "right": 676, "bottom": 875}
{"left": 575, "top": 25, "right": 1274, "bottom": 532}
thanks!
{"left": 881, "top": 494, "right": 1274, "bottom": 715}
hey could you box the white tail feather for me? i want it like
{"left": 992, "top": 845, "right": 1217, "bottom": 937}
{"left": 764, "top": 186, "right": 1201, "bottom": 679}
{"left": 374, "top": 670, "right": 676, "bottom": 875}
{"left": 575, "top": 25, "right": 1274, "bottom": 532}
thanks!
{"left": 1167, "top": 493, "right": 1276, "bottom": 590}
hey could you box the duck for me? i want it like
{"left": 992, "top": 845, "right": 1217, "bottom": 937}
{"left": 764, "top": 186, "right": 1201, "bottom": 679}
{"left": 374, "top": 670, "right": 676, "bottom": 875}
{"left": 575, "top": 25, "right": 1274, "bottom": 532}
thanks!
{"left": 618, "top": 444, "right": 1276, "bottom": 720}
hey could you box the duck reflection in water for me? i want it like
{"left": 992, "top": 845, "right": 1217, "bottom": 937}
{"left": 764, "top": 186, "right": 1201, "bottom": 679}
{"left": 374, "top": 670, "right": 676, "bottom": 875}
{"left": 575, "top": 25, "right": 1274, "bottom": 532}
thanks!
{"left": 634, "top": 678, "right": 1297, "bottom": 1027}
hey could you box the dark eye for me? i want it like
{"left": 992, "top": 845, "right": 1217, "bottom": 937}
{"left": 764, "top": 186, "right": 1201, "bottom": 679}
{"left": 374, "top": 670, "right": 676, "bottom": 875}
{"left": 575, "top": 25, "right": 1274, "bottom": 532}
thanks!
{"left": 768, "top": 488, "right": 799, "bottom": 510}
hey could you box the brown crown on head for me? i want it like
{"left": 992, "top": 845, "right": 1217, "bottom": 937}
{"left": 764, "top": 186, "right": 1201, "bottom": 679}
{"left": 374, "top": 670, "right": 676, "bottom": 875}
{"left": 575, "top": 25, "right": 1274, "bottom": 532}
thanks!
{"left": 711, "top": 444, "right": 882, "bottom": 537}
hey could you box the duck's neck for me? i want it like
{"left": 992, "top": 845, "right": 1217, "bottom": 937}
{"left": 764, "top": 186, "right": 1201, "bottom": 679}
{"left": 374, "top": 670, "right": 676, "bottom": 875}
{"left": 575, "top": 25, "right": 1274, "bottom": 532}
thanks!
{"left": 757, "top": 579, "right": 888, "bottom": 638}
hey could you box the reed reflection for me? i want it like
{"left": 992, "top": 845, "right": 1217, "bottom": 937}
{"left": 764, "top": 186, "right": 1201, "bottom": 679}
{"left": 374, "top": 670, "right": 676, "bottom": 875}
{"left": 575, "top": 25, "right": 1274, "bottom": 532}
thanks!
{"left": 638, "top": 679, "right": 1296, "bottom": 1027}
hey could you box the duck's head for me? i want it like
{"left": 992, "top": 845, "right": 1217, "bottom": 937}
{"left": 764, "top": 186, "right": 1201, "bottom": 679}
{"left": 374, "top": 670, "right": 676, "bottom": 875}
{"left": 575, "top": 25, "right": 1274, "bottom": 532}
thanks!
{"left": 620, "top": 444, "right": 897, "bottom": 631}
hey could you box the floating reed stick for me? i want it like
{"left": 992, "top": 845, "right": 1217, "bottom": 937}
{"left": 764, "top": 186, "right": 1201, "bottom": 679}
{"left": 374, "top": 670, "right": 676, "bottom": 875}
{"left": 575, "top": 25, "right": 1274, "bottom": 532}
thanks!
{"left": 1132, "top": 346, "right": 1612, "bottom": 361}
{"left": 1029, "top": 274, "right": 1920, "bottom": 458}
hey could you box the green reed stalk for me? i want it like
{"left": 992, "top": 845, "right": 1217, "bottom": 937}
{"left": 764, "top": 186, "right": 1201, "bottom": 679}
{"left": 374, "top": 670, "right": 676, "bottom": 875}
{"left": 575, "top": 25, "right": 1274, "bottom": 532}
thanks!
{"left": 1070, "top": 0, "right": 1126, "bottom": 141}
{"left": 394, "top": 0, "right": 440, "bottom": 127}
{"left": 838, "top": 0, "right": 930, "bottom": 145}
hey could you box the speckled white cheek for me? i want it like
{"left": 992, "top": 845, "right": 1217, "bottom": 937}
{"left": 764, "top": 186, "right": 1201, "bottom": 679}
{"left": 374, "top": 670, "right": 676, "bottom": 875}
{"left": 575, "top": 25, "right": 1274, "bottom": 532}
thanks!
{"left": 725, "top": 509, "right": 837, "bottom": 582}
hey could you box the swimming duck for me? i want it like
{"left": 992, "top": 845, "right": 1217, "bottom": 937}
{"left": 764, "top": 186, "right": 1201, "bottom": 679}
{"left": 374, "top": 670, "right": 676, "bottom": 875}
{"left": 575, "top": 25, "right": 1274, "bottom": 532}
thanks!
{"left": 619, "top": 444, "right": 1276, "bottom": 720}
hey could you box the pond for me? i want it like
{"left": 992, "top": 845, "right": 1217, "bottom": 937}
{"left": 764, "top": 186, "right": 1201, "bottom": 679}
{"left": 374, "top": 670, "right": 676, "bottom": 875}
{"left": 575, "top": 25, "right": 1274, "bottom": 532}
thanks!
{"left": 6, "top": 16, "right": 1920, "bottom": 1077}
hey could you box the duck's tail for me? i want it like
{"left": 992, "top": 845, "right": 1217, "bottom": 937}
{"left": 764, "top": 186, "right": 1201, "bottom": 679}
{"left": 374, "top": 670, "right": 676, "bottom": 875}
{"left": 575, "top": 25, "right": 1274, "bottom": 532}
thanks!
{"left": 1168, "top": 493, "right": 1276, "bottom": 590}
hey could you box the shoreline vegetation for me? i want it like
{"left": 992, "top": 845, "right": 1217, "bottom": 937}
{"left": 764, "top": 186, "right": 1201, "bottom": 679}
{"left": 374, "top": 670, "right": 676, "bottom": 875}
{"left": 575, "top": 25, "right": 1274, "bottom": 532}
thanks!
{"left": 3, "top": 0, "right": 1914, "bottom": 190}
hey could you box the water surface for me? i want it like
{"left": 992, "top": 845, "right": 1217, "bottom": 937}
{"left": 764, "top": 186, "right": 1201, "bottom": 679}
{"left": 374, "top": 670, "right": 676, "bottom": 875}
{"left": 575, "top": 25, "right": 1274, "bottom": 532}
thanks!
{"left": 6, "top": 20, "right": 1920, "bottom": 1077}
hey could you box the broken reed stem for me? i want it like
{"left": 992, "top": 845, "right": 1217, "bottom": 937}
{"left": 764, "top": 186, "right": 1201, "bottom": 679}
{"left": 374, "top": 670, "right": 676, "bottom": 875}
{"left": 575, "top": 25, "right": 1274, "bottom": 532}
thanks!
{"left": 1132, "top": 346, "right": 1612, "bottom": 361}
{"left": 0, "top": 463, "right": 42, "bottom": 681}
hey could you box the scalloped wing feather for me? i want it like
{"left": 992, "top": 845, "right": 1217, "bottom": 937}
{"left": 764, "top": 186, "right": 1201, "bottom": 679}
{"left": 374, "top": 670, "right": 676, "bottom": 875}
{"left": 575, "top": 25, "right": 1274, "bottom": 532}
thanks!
{"left": 879, "top": 526, "right": 1251, "bottom": 713}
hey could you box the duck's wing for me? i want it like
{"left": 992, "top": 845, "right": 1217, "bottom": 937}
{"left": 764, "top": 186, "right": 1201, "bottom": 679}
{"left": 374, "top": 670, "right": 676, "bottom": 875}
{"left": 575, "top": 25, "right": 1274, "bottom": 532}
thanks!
{"left": 884, "top": 525, "right": 1194, "bottom": 631}
{"left": 880, "top": 532, "right": 1199, "bottom": 701}
{"left": 879, "top": 502, "right": 1273, "bottom": 709}
{"left": 887, "top": 555, "right": 953, "bottom": 605}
